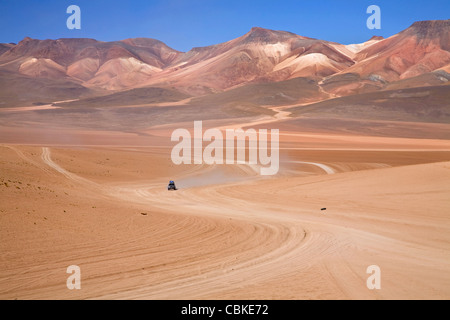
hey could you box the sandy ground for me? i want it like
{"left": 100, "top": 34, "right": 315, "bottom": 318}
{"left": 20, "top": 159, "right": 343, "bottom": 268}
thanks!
{"left": 0, "top": 108, "right": 450, "bottom": 300}
{"left": 0, "top": 145, "right": 449, "bottom": 299}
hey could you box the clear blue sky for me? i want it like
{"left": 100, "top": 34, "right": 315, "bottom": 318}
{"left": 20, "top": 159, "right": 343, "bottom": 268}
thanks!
{"left": 0, "top": 0, "right": 448, "bottom": 52}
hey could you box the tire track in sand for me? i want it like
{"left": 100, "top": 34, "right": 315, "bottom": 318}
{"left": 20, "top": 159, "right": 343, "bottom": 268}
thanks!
{"left": 37, "top": 147, "right": 364, "bottom": 299}
{"left": 41, "top": 147, "right": 100, "bottom": 187}
{"left": 287, "top": 161, "right": 336, "bottom": 175}
{"left": 38, "top": 147, "right": 338, "bottom": 299}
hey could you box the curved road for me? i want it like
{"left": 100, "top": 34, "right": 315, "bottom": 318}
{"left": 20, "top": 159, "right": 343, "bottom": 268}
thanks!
{"left": 37, "top": 146, "right": 383, "bottom": 299}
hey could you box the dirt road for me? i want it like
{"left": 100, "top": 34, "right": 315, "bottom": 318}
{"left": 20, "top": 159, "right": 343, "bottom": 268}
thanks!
{"left": 0, "top": 145, "right": 445, "bottom": 299}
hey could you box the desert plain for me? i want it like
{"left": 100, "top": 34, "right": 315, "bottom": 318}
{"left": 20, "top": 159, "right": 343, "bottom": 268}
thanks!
{"left": 0, "top": 100, "right": 449, "bottom": 300}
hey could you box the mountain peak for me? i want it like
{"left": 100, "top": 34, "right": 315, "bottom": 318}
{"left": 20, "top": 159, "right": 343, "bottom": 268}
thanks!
{"left": 410, "top": 19, "right": 450, "bottom": 29}
{"left": 250, "top": 26, "right": 264, "bottom": 32}
{"left": 121, "top": 38, "right": 170, "bottom": 48}
{"left": 243, "top": 27, "right": 298, "bottom": 44}
{"left": 248, "top": 27, "right": 273, "bottom": 33}
{"left": 20, "top": 37, "right": 34, "bottom": 43}
{"left": 369, "top": 35, "right": 384, "bottom": 41}
{"left": 405, "top": 19, "right": 450, "bottom": 40}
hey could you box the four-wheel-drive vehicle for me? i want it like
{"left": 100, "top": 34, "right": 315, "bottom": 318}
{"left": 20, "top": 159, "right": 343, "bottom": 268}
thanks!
{"left": 168, "top": 181, "right": 177, "bottom": 191}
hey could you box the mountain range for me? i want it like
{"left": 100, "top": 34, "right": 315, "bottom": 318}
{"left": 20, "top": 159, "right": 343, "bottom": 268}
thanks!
{"left": 0, "top": 19, "right": 449, "bottom": 110}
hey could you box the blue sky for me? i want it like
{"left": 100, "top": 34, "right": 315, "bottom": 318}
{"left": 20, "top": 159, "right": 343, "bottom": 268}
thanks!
{"left": 0, "top": 0, "right": 448, "bottom": 52}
